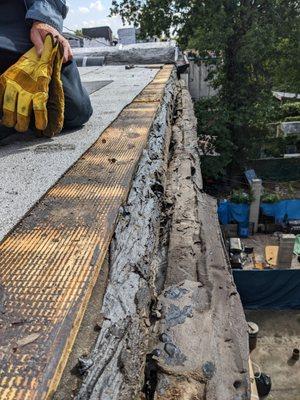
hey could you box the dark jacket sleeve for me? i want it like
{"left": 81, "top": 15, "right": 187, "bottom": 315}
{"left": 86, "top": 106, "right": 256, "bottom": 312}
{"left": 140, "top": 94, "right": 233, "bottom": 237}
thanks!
{"left": 24, "top": 0, "right": 68, "bottom": 32}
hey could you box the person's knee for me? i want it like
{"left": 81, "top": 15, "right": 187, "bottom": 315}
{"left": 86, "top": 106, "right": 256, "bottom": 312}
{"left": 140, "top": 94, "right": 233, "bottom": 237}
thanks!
{"left": 64, "top": 91, "right": 93, "bottom": 129}
{"left": 61, "top": 60, "right": 93, "bottom": 129}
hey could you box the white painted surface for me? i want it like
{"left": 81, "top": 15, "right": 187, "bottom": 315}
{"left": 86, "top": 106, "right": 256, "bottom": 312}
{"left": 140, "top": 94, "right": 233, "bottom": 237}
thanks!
{"left": 273, "top": 91, "right": 300, "bottom": 101}
{"left": 118, "top": 28, "right": 136, "bottom": 45}
{"left": 249, "top": 178, "right": 262, "bottom": 233}
{"left": 281, "top": 121, "right": 300, "bottom": 135}
{"left": 0, "top": 66, "right": 158, "bottom": 242}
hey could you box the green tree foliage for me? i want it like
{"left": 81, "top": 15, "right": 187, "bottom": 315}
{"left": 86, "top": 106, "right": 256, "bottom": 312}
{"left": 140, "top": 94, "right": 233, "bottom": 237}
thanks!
{"left": 74, "top": 29, "right": 83, "bottom": 37}
{"left": 230, "top": 189, "right": 253, "bottom": 204}
{"left": 280, "top": 101, "right": 300, "bottom": 119}
{"left": 111, "top": 0, "right": 300, "bottom": 178}
{"left": 194, "top": 97, "right": 233, "bottom": 178}
{"left": 261, "top": 192, "right": 281, "bottom": 203}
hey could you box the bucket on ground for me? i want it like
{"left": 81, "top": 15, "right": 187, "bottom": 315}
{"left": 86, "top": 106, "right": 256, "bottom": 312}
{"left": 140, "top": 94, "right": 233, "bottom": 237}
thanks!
{"left": 255, "top": 372, "right": 272, "bottom": 397}
{"left": 292, "top": 348, "right": 299, "bottom": 360}
{"left": 247, "top": 321, "right": 259, "bottom": 352}
{"left": 238, "top": 222, "right": 249, "bottom": 238}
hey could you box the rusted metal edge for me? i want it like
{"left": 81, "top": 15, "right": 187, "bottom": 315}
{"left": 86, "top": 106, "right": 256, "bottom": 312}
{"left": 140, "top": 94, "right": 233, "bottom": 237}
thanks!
{"left": 0, "top": 65, "right": 174, "bottom": 400}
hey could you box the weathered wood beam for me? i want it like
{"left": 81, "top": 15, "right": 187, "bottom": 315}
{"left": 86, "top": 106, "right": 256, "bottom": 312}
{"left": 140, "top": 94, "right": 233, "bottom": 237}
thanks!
{"left": 77, "top": 79, "right": 250, "bottom": 400}
{"left": 149, "top": 83, "right": 250, "bottom": 400}
{"left": 77, "top": 71, "right": 178, "bottom": 400}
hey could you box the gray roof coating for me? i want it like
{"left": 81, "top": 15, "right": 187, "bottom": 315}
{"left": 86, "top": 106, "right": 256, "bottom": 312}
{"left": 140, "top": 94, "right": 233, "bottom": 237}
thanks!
{"left": 72, "top": 42, "right": 178, "bottom": 64}
{"left": 0, "top": 66, "right": 158, "bottom": 242}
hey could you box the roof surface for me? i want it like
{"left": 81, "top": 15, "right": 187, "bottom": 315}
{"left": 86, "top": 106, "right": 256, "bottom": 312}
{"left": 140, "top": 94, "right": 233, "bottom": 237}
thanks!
{"left": 0, "top": 65, "right": 159, "bottom": 242}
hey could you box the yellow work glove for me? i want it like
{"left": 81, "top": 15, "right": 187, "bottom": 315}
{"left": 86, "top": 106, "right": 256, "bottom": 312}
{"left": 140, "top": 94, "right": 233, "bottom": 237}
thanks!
{"left": 41, "top": 42, "right": 65, "bottom": 137}
{"left": 0, "top": 35, "right": 58, "bottom": 132}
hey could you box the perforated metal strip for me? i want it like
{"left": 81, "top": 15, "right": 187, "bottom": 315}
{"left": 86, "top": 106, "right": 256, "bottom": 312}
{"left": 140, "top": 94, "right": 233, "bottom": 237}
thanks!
{"left": 0, "top": 65, "right": 174, "bottom": 400}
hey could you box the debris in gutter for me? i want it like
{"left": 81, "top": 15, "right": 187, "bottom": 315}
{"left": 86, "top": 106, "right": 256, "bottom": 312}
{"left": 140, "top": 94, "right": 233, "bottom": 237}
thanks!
{"left": 77, "top": 355, "right": 94, "bottom": 375}
{"left": 16, "top": 333, "right": 40, "bottom": 348}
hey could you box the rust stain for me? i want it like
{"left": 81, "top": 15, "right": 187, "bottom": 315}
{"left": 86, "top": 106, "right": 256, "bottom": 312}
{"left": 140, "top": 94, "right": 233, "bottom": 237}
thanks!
{"left": 0, "top": 65, "right": 174, "bottom": 400}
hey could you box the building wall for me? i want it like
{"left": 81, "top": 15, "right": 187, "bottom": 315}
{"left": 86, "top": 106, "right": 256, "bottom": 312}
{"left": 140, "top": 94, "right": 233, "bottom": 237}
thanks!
{"left": 118, "top": 28, "right": 136, "bottom": 45}
{"left": 83, "top": 38, "right": 111, "bottom": 47}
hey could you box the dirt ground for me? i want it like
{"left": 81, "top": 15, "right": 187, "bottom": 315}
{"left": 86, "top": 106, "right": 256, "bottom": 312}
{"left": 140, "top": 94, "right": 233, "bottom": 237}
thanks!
{"left": 242, "top": 233, "right": 300, "bottom": 269}
{"left": 205, "top": 178, "right": 300, "bottom": 201}
{"left": 53, "top": 257, "right": 109, "bottom": 400}
{"left": 263, "top": 180, "right": 300, "bottom": 200}
{"left": 246, "top": 310, "right": 300, "bottom": 400}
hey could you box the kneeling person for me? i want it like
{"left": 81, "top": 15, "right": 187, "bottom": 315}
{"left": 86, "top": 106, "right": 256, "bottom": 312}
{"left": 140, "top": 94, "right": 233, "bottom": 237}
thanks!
{"left": 0, "top": 0, "right": 93, "bottom": 136}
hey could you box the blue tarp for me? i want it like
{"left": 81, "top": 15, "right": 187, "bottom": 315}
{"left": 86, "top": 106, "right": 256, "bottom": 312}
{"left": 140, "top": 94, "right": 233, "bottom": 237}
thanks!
{"left": 218, "top": 200, "right": 250, "bottom": 225}
{"left": 233, "top": 269, "right": 300, "bottom": 309}
{"left": 219, "top": 199, "right": 300, "bottom": 225}
{"left": 260, "top": 200, "right": 300, "bottom": 223}
{"left": 218, "top": 201, "right": 230, "bottom": 224}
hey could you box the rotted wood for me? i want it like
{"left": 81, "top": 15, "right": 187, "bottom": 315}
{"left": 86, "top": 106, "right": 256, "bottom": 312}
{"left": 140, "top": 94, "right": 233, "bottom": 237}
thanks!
{"left": 76, "top": 80, "right": 249, "bottom": 400}
{"left": 148, "top": 83, "right": 250, "bottom": 399}
{"left": 76, "top": 71, "right": 178, "bottom": 400}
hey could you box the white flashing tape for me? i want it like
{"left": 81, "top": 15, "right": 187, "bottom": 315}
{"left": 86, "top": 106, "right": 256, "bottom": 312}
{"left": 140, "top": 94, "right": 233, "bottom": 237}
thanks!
{"left": 82, "top": 56, "right": 88, "bottom": 67}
